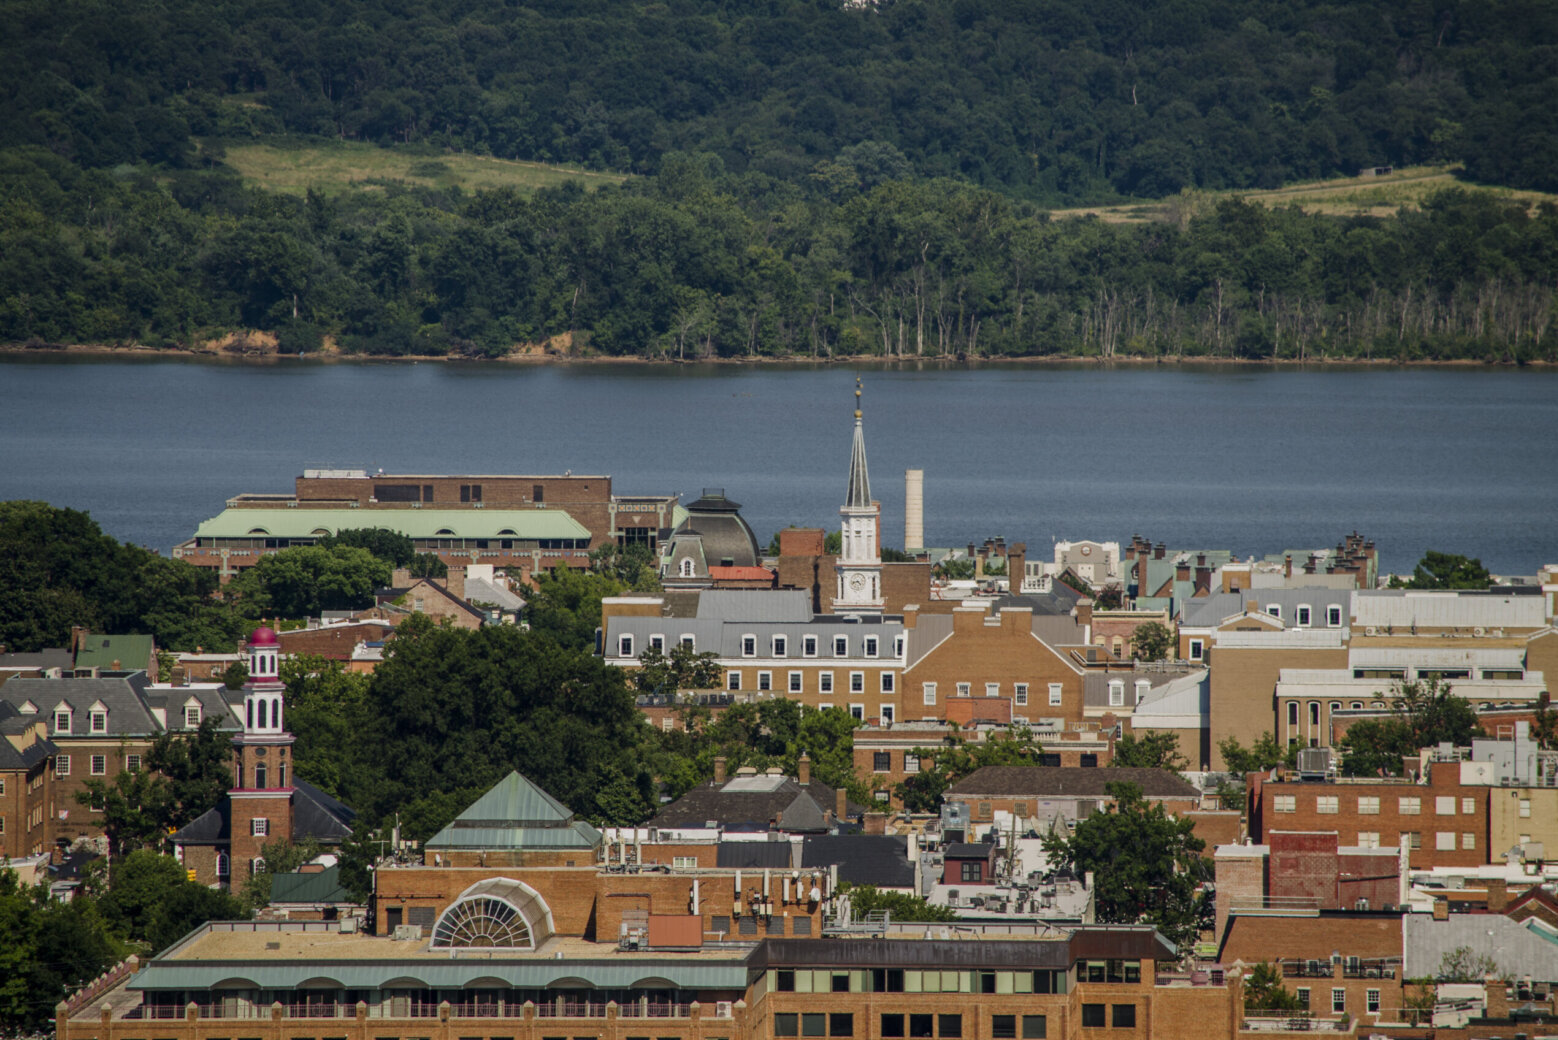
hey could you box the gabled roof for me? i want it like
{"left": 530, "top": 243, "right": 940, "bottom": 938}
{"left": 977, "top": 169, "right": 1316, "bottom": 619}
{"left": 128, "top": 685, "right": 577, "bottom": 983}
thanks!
{"left": 652, "top": 775, "right": 863, "bottom": 831}
{"left": 0, "top": 674, "right": 160, "bottom": 737}
{"left": 0, "top": 702, "right": 55, "bottom": 770}
{"left": 424, "top": 771, "right": 601, "bottom": 851}
{"left": 74, "top": 634, "right": 155, "bottom": 671}
{"left": 170, "top": 780, "right": 355, "bottom": 846}
{"left": 946, "top": 766, "right": 1200, "bottom": 800}
{"left": 269, "top": 864, "right": 353, "bottom": 905}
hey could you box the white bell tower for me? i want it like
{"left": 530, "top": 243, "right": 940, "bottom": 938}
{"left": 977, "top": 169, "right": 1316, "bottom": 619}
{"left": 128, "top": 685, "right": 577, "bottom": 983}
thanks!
{"left": 836, "top": 379, "right": 883, "bottom": 614}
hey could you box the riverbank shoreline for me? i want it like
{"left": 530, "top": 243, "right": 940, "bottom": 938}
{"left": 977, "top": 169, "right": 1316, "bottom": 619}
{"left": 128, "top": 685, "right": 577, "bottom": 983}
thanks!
{"left": 2, "top": 342, "right": 1550, "bottom": 368}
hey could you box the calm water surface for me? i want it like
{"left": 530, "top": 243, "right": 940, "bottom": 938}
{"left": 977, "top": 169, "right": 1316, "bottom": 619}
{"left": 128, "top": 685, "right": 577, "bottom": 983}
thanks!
{"left": 1, "top": 357, "right": 1554, "bottom": 576}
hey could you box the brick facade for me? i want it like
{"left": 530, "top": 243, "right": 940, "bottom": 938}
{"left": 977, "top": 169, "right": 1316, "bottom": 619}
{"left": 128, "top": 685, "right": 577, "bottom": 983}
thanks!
{"left": 902, "top": 607, "right": 1087, "bottom": 727}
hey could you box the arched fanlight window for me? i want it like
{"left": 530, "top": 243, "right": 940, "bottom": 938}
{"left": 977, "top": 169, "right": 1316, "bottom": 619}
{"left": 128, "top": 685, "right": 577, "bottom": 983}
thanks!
{"left": 430, "top": 878, "right": 554, "bottom": 951}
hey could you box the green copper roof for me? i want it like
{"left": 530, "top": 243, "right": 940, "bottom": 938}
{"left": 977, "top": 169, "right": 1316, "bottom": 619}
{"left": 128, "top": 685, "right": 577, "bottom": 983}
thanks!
{"left": 193, "top": 508, "right": 589, "bottom": 541}
{"left": 425, "top": 771, "right": 603, "bottom": 851}
{"left": 75, "top": 634, "right": 155, "bottom": 671}
{"left": 269, "top": 865, "right": 350, "bottom": 905}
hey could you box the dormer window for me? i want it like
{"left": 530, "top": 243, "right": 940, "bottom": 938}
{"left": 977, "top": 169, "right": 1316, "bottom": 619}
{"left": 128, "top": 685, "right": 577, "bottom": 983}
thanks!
{"left": 1295, "top": 605, "right": 1312, "bottom": 628}
{"left": 773, "top": 635, "right": 787, "bottom": 658}
{"left": 89, "top": 709, "right": 107, "bottom": 734}
{"left": 864, "top": 636, "right": 879, "bottom": 658}
{"left": 1109, "top": 680, "right": 1125, "bottom": 707}
{"left": 185, "top": 703, "right": 202, "bottom": 728}
{"left": 618, "top": 634, "right": 635, "bottom": 658}
{"left": 679, "top": 558, "right": 696, "bottom": 577}
{"left": 803, "top": 636, "right": 818, "bottom": 657}
{"left": 1266, "top": 604, "right": 1282, "bottom": 621}
{"left": 1135, "top": 679, "right": 1151, "bottom": 704}
{"left": 833, "top": 636, "right": 848, "bottom": 657}
{"left": 1326, "top": 605, "right": 1343, "bottom": 627}
{"left": 741, "top": 635, "right": 757, "bottom": 657}
{"left": 53, "top": 709, "right": 71, "bottom": 734}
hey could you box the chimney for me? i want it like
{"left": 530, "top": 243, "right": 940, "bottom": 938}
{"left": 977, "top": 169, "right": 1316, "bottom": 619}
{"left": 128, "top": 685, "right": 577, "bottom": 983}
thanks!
{"left": 1285, "top": 554, "right": 1293, "bottom": 579}
{"left": 904, "top": 469, "right": 924, "bottom": 554}
{"left": 1154, "top": 542, "right": 1166, "bottom": 560}
{"left": 864, "top": 813, "right": 888, "bottom": 835}
{"left": 797, "top": 753, "right": 812, "bottom": 785}
{"left": 836, "top": 787, "right": 848, "bottom": 821}
{"left": 1432, "top": 899, "right": 1449, "bottom": 921}
{"left": 1485, "top": 878, "right": 1509, "bottom": 912}
{"left": 713, "top": 757, "right": 727, "bottom": 784}
{"left": 1175, "top": 560, "right": 1190, "bottom": 581}
{"left": 70, "top": 625, "right": 87, "bottom": 654}
{"left": 1008, "top": 542, "right": 1026, "bottom": 594}
{"left": 111, "top": 659, "right": 121, "bottom": 671}
{"left": 1075, "top": 598, "right": 1094, "bottom": 627}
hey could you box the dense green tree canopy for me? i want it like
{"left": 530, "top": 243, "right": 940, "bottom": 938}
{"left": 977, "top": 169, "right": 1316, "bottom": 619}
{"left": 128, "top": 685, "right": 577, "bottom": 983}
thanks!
{"left": 1338, "top": 678, "right": 1482, "bottom": 776}
{"left": 1111, "top": 732, "right": 1188, "bottom": 772}
{"left": 225, "top": 544, "right": 393, "bottom": 618}
{"left": 1396, "top": 550, "right": 1494, "bottom": 589}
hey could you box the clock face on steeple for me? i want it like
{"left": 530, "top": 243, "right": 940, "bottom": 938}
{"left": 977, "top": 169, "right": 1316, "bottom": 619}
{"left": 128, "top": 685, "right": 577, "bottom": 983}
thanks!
{"left": 848, "top": 573, "right": 867, "bottom": 592}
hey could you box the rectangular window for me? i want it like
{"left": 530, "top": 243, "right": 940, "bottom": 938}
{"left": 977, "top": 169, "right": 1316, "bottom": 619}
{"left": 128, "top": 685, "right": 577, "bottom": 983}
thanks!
{"left": 650, "top": 634, "right": 664, "bottom": 651}
{"left": 881, "top": 672, "right": 895, "bottom": 693}
{"left": 90, "top": 754, "right": 106, "bottom": 776}
{"left": 1399, "top": 797, "right": 1421, "bottom": 815}
{"left": 1109, "top": 681, "right": 1124, "bottom": 706}
{"left": 1367, "top": 989, "right": 1380, "bottom": 1014}
{"left": 1080, "top": 1005, "right": 1105, "bottom": 1028}
{"left": 909, "top": 1015, "right": 933, "bottom": 1038}
{"left": 1521, "top": 798, "right": 1532, "bottom": 818}
{"left": 681, "top": 635, "right": 696, "bottom": 650}
{"left": 880, "top": 706, "right": 894, "bottom": 725}
{"left": 1357, "top": 832, "right": 1380, "bottom": 848}
{"left": 1316, "top": 795, "right": 1339, "bottom": 814}
{"left": 1111, "top": 1006, "right": 1136, "bottom": 1029}
{"left": 56, "top": 755, "right": 70, "bottom": 777}
{"left": 1021, "top": 1017, "right": 1047, "bottom": 1039}
{"left": 89, "top": 711, "right": 107, "bottom": 733}
{"left": 1357, "top": 796, "right": 1380, "bottom": 814}
{"left": 1267, "top": 604, "right": 1282, "bottom": 620}
{"left": 1436, "top": 796, "right": 1456, "bottom": 815}
{"left": 991, "top": 1017, "right": 1015, "bottom": 1040}
{"left": 1462, "top": 797, "right": 1475, "bottom": 815}
{"left": 802, "top": 1013, "right": 825, "bottom": 1037}
{"left": 742, "top": 636, "right": 756, "bottom": 657}
{"left": 956, "top": 683, "right": 971, "bottom": 697}
{"left": 849, "top": 704, "right": 865, "bottom": 720}
{"left": 774, "top": 636, "right": 788, "bottom": 657}
{"left": 1331, "top": 989, "right": 1345, "bottom": 1014}
{"left": 865, "top": 637, "right": 879, "bottom": 658}
{"left": 1401, "top": 831, "right": 1422, "bottom": 849}
{"left": 985, "top": 683, "right": 1000, "bottom": 698}
{"left": 54, "top": 711, "right": 70, "bottom": 734}
{"left": 1327, "top": 605, "right": 1343, "bottom": 627}
{"left": 961, "top": 861, "right": 981, "bottom": 882}
{"left": 775, "top": 1015, "right": 798, "bottom": 1037}
{"left": 829, "top": 1015, "right": 853, "bottom": 1038}
{"left": 803, "top": 636, "right": 818, "bottom": 657}
{"left": 880, "top": 1016, "right": 904, "bottom": 1039}
{"left": 713, "top": 916, "right": 732, "bottom": 935}
{"left": 1462, "top": 832, "right": 1475, "bottom": 850}
{"left": 873, "top": 752, "right": 892, "bottom": 772}
{"left": 252, "top": 817, "right": 269, "bottom": 836}
{"left": 905, "top": 753, "right": 920, "bottom": 774}
{"left": 1273, "top": 795, "right": 1296, "bottom": 813}
{"left": 894, "top": 636, "right": 904, "bottom": 657}
{"left": 850, "top": 671, "right": 864, "bottom": 693}
{"left": 1015, "top": 683, "right": 1028, "bottom": 706}
{"left": 977, "top": 801, "right": 992, "bottom": 820}
{"left": 923, "top": 683, "right": 937, "bottom": 706}
{"left": 727, "top": 672, "right": 742, "bottom": 691}
{"left": 1188, "top": 638, "right": 1204, "bottom": 661}
{"left": 671, "top": 856, "right": 699, "bottom": 869}
{"left": 758, "top": 671, "right": 772, "bottom": 691}
{"left": 619, "top": 635, "right": 634, "bottom": 657}
{"left": 789, "top": 671, "right": 803, "bottom": 693}
{"left": 833, "top": 637, "right": 848, "bottom": 657}
{"left": 1049, "top": 683, "right": 1063, "bottom": 706}
{"left": 184, "top": 705, "right": 202, "bottom": 728}
{"left": 937, "top": 1016, "right": 961, "bottom": 1038}
{"left": 1296, "top": 606, "right": 1312, "bottom": 627}
{"left": 819, "top": 672, "right": 833, "bottom": 694}
{"left": 1296, "top": 989, "right": 1309, "bottom": 1010}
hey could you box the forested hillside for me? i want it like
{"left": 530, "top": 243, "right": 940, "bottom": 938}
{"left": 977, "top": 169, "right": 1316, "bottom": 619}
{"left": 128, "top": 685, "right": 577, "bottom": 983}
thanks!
{"left": 2, "top": 0, "right": 1557, "bottom": 360}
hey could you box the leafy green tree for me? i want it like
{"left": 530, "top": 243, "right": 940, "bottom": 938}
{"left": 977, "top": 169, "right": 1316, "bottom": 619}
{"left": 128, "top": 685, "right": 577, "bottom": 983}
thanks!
{"left": 590, "top": 542, "right": 661, "bottom": 592}
{"left": 839, "top": 883, "right": 957, "bottom": 923}
{"left": 94, "top": 850, "right": 246, "bottom": 950}
{"left": 1130, "top": 622, "right": 1175, "bottom": 662}
{"left": 525, "top": 565, "right": 624, "bottom": 651}
{"left": 226, "top": 544, "right": 392, "bottom": 618}
{"left": 1041, "top": 781, "right": 1207, "bottom": 947}
{"left": 241, "top": 837, "right": 326, "bottom": 910}
{"left": 318, "top": 528, "right": 417, "bottom": 566}
{"left": 893, "top": 729, "right": 1046, "bottom": 813}
{"left": 632, "top": 643, "right": 724, "bottom": 694}
{"left": 1437, "top": 945, "right": 1505, "bottom": 982}
{"left": 1242, "top": 962, "right": 1301, "bottom": 1011}
{"left": 407, "top": 552, "right": 449, "bottom": 579}
{"left": 0, "top": 869, "right": 127, "bottom": 1033}
{"left": 1394, "top": 551, "right": 1493, "bottom": 590}
{"left": 222, "top": 661, "right": 249, "bottom": 689}
{"left": 1218, "top": 732, "right": 1297, "bottom": 775}
{"left": 1338, "top": 678, "right": 1482, "bottom": 776}
{"left": 1112, "top": 732, "right": 1188, "bottom": 772}
{"left": 935, "top": 558, "right": 976, "bottom": 581}
{"left": 77, "top": 717, "right": 235, "bottom": 855}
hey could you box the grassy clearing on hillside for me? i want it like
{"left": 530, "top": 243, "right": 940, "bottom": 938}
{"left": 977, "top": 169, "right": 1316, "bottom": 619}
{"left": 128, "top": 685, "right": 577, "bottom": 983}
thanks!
{"left": 207, "top": 138, "right": 627, "bottom": 197}
{"left": 1052, "top": 166, "right": 1558, "bottom": 224}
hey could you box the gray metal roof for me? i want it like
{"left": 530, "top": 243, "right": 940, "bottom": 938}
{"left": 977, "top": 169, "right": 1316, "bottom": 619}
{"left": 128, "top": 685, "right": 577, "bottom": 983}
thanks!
{"left": 1179, "top": 587, "right": 1350, "bottom": 627}
{"left": 1354, "top": 590, "right": 1549, "bottom": 630}
{"left": 1403, "top": 913, "right": 1558, "bottom": 981}
{"left": 695, "top": 590, "right": 813, "bottom": 623}
{"left": 605, "top": 613, "right": 903, "bottom": 662}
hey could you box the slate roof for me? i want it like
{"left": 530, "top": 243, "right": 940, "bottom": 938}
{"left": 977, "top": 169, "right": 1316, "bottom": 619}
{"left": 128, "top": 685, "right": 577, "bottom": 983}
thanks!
{"left": 74, "top": 634, "right": 155, "bottom": 672}
{"left": 1403, "top": 913, "right": 1558, "bottom": 981}
{"left": 943, "top": 842, "right": 997, "bottom": 859}
{"left": 802, "top": 835, "right": 914, "bottom": 888}
{"left": 652, "top": 775, "right": 864, "bottom": 831}
{"left": 695, "top": 590, "right": 813, "bottom": 623}
{"left": 946, "top": 766, "right": 1200, "bottom": 800}
{"left": 0, "top": 702, "right": 55, "bottom": 770}
{"left": 141, "top": 685, "right": 243, "bottom": 734}
{"left": 0, "top": 674, "right": 161, "bottom": 737}
{"left": 171, "top": 779, "right": 356, "bottom": 845}
{"left": 0, "top": 649, "right": 73, "bottom": 672}
{"left": 269, "top": 864, "right": 352, "bottom": 905}
{"left": 425, "top": 771, "right": 601, "bottom": 851}
{"left": 716, "top": 841, "right": 795, "bottom": 869}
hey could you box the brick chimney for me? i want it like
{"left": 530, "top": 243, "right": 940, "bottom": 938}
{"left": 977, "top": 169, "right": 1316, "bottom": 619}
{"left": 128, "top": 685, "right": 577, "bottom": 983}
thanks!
{"left": 1432, "top": 898, "right": 1449, "bottom": 921}
{"left": 1075, "top": 598, "right": 1094, "bottom": 627}
{"left": 1008, "top": 543, "right": 1026, "bottom": 594}
{"left": 1285, "top": 554, "right": 1293, "bottom": 579}
{"left": 836, "top": 787, "right": 848, "bottom": 821}
{"left": 864, "top": 813, "right": 888, "bottom": 835}
{"left": 713, "top": 757, "right": 727, "bottom": 784}
{"left": 797, "top": 753, "right": 811, "bottom": 785}
{"left": 1154, "top": 542, "right": 1166, "bottom": 560}
{"left": 1485, "top": 878, "right": 1509, "bottom": 912}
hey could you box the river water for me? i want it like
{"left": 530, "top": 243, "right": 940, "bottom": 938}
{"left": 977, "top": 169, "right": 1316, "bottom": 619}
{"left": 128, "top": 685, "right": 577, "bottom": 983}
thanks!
{"left": 1, "top": 356, "right": 1554, "bottom": 577}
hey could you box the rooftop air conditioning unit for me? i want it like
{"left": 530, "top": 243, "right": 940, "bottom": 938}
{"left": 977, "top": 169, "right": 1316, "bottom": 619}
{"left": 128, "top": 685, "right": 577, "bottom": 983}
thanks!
{"left": 392, "top": 924, "right": 424, "bottom": 941}
{"left": 717, "top": 1002, "right": 734, "bottom": 1019}
{"left": 1474, "top": 627, "right": 1486, "bottom": 637}
{"left": 1366, "top": 627, "right": 1377, "bottom": 637}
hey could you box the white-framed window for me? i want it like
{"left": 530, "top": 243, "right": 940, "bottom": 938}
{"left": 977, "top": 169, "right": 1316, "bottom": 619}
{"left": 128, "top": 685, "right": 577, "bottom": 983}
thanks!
{"left": 850, "top": 671, "right": 864, "bottom": 693}
{"left": 881, "top": 673, "right": 895, "bottom": 693}
{"left": 1521, "top": 798, "right": 1532, "bottom": 818}
{"left": 1048, "top": 683, "right": 1063, "bottom": 706}
{"left": 1296, "top": 989, "right": 1310, "bottom": 1011}
{"left": 1266, "top": 604, "right": 1282, "bottom": 620}
{"left": 850, "top": 704, "right": 865, "bottom": 721}
{"left": 1461, "top": 797, "right": 1475, "bottom": 814}
{"left": 803, "top": 636, "right": 818, "bottom": 657}
{"left": 773, "top": 635, "right": 788, "bottom": 657}
{"left": 1435, "top": 796, "right": 1456, "bottom": 816}
{"left": 1273, "top": 795, "right": 1297, "bottom": 813}
{"left": 1366, "top": 989, "right": 1380, "bottom": 1014}
{"left": 1331, "top": 989, "right": 1345, "bottom": 1014}
{"left": 184, "top": 704, "right": 202, "bottom": 728}
{"left": 55, "top": 755, "right": 70, "bottom": 777}
{"left": 864, "top": 636, "right": 879, "bottom": 658}
{"left": 1296, "top": 605, "right": 1312, "bottom": 628}
{"left": 1188, "top": 638, "right": 1204, "bottom": 661}
{"left": 618, "top": 634, "right": 634, "bottom": 657}
{"left": 1014, "top": 683, "right": 1028, "bottom": 706}
{"left": 673, "top": 856, "right": 698, "bottom": 869}
{"left": 1288, "top": 702, "right": 1299, "bottom": 727}
{"left": 251, "top": 857, "right": 265, "bottom": 875}
{"left": 904, "top": 752, "right": 920, "bottom": 773}
{"left": 789, "top": 671, "right": 803, "bottom": 693}
{"left": 1135, "top": 679, "right": 1150, "bottom": 704}
{"left": 923, "top": 683, "right": 937, "bottom": 706}
{"left": 90, "top": 755, "right": 106, "bottom": 776}
{"left": 741, "top": 635, "right": 756, "bottom": 657}
{"left": 758, "top": 671, "right": 772, "bottom": 691}
{"left": 1357, "top": 831, "right": 1380, "bottom": 849}
{"left": 955, "top": 682, "right": 971, "bottom": 697}
{"left": 216, "top": 852, "right": 230, "bottom": 877}
{"left": 53, "top": 710, "right": 71, "bottom": 734}
{"left": 123, "top": 753, "right": 140, "bottom": 773}
{"left": 1108, "top": 680, "right": 1124, "bottom": 707}
{"left": 819, "top": 702, "right": 833, "bottom": 711}
{"left": 894, "top": 636, "right": 905, "bottom": 657}
{"left": 1316, "top": 795, "right": 1339, "bottom": 814}
{"left": 833, "top": 636, "right": 848, "bottom": 657}
{"left": 1327, "top": 604, "right": 1343, "bottom": 627}
{"left": 984, "top": 682, "right": 999, "bottom": 698}
{"left": 1401, "top": 831, "right": 1422, "bottom": 849}
{"left": 680, "top": 634, "right": 696, "bottom": 650}
{"left": 679, "top": 558, "right": 696, "bottom": 577}
{"left": 727, "top": 671, "right": 742, "bottom": 691}
{"left": 1435, "top": 831, "right": 1456, "bottom": 851}
{"left": 1357, "top": 796, "right": 1380, "bottom": 814}
{"left": 1399, "top": 796, "right": 1421, "bottom": 815}
{"left": 819, "top": 672, "right": 833, "bottom": 693}
{"left": 89, "top": 710, "right": 107, "bottom": 734}
{"left": 1463, "top": 832, "right": 1476, "bottom": 850}
{"left": 880, "top": 705, "right": 894, "bottom": 724}
{"left": 650, "top": 634, "right": 665, "bottom": 652}
{"left": 252, "top": 817, "right": 269, "bottom": 836}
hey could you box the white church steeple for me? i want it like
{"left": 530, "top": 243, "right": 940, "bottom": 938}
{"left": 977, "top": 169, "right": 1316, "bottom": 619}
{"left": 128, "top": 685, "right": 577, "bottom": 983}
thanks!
{"left": 836, "top": 379, "right": 884, "bottom": 614}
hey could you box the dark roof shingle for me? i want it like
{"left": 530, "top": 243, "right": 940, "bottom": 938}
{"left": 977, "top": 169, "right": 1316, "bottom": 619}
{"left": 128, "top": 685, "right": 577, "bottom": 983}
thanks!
{"left": 946, "top": 766, "right": 1199, "bottom": 800}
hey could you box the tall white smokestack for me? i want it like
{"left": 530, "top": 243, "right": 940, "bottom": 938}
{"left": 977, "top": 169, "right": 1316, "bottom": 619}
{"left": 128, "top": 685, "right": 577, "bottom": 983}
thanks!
{"left": 905, "top": 469, "right": 924, "bottom": 554}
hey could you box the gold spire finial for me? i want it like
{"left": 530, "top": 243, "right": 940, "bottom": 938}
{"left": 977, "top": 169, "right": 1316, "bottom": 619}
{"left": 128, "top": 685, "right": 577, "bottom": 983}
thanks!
{"left": 854, "top": 378, "right": 862, "bottom": 419}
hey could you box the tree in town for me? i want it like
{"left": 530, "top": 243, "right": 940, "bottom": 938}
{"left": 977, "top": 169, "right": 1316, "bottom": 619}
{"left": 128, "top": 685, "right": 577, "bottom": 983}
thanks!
{"left": 1242, "top": 962, "right": 1302, "bottom": 1011}
{"left": 225, "top": 544, "right": 393, "bottom": 618}
{"left": 1130, "top": 622, "right": 1175, "bottom": 662}
{"left": 1111, "top": 732, "right": 1188, "bottom": 772}
{"left": 1041, "top": 781, "right": 1207, "bottom": 947}
{"left": 525, "top": 564, "right": 625, "bottom": 651}
{"left": 1218, "top": 732, "right": 1296, "bottom": 775}
{"left": 222, "top": 661, "right": 248, "bottom": 689}
{"left": 590, "top": 542, "right": 661, "bottom": 592}
{"left": 76, "top": 717, "right": 236, "bottom": 855}
{"left": 1394, "top": 551, "right": 1493, "bottom": 590}
{"left": 631, "top": 643, "right": 724, "bottom": 695}
{"left": 893, "top": 729, "right": 1046, "bottom": 813}
{"left": 0, "top": 870, "right": 127, "bottom": 1033}
{"left": 241, "top": 836, "right": 326, "bottom": 910}
{"left": 317, "top": 528, "right": 417, "bottom": 566}
{"left": 1437, "top": 945, "right": 1507, "bottom": 982}
{"left": 92, "top": 850, "right": 246, "bottom": 951}
{"left": 1337, "top": 678, "right": 1481, "bottom": 776}
{"left": 839, "top": 883, "right": 957, "bottom": 923}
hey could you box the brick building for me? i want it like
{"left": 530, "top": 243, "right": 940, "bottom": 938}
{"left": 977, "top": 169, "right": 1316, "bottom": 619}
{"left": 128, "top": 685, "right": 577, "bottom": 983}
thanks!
{"left": 1250, "top": 760, "right": 1488, "bottom": 869}
{"left": 943, "top": 766, "right": 1201, "bottom": 831}
{"left": 1217, "top": 909, "right": 1405, "bottom": 1024}
{"left": 0, "top": 702, "right": 56, "bottom": 858}
{"left": 1212, "top": 832, "right": 1405, "bottom": 943}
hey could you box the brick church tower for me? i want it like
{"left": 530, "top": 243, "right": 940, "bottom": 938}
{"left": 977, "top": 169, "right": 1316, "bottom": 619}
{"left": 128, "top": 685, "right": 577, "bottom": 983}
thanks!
{"left": 227, "top": 626, "right": 295, "bottom": 889}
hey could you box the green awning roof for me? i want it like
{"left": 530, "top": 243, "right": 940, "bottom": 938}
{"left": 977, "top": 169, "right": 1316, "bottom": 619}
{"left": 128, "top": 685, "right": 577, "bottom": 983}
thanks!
{"left": 129, "top": 958, "right": 748, "bottom": 991}
{"left": 193, "top": 509, "right": 589, "bottom": 541}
